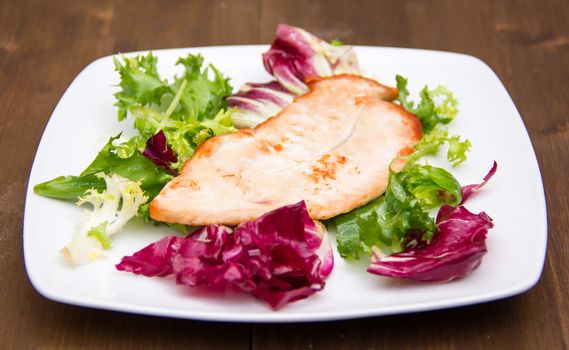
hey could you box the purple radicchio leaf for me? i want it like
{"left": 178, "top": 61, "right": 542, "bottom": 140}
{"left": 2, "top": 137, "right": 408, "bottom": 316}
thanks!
{"left": 226, "top": 81, "right": 295, "bottom": 128}
{"left": 142, "top": 130, "right": 178, "bottom": 173}
{"left": 116, "top": 201, "right": 334, "bottom": 310}
{"left": 262, "top": 24, "right": 360, "bottom": 95}
{"left": 227, "top": 24, "right": 360, "bottom": 129}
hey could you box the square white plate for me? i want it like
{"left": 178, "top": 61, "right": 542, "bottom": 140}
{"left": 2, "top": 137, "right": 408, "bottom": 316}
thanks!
{"left": 24, "top": 45, "right": 547, "bottom": 322}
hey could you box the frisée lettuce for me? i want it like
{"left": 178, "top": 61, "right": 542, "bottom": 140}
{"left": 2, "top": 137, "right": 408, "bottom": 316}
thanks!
{"left": 396, "top": 75, "right": 471, "bottom": 167}
{"left": 113, "top": 53, "right": 236, "bottom": 170}
{"left": 61, "top": 173, "right": 148, "bottom": 265}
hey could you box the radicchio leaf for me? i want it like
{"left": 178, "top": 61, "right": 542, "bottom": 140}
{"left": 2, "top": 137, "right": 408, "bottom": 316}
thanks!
{"left": 226, "top": 81, "right": 295, "bottom": 128}
{"left": 116, "top": 201, "right": 333, "bottom": 309}
{"left": 117, "top": 235, "right": 183, "bottom": 277}
{"left": 367, "top": 162, "right": 497, "bottom": 282}
{"left": 262, "top": 24, "right": 360, "bottom": 94}
{"left": 142, "top": 130, "right": 178, "bottom": 173}
{"left": 458, "top": 161, "right": 498, "bottom": 204}
{"left": 227, "top": 24, "right": 360, "bottom": 128}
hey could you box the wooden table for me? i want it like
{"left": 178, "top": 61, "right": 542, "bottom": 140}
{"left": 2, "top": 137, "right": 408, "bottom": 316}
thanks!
{"left": 2, "top": 0, "right": 567, "bottom": 348}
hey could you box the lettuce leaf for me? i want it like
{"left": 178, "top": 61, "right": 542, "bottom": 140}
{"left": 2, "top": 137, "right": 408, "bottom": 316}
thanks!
{"left": 395, "top": 75, "right": 458, "bottom": 133}
{"left": 396, "top": 75, "right": 471, "bottom": 167}
{"left": 447, "top": 135, "right": 472, "bottom": 166}
{"left": 61, "top": 173, "right": 148, "bottom": 265}
{"left": 129, "top": 108, "right": 235, "bottom": 169}
{"left": 34, "top": 174, "right": 106, "bottom": 201}
{"left": 113, "top": 52, "right": 236, "bottom": 169}
{"left": 34, "top": 135, "right": 172, "bottom": 201}
{"left": 403, "top": 164, "right": 462, "bottom": 208}
{"left": 113, "top": 53, "right": 169, "bottom": 122}
{"left": 335, "top": 161, "right": 461, "bottom": 258}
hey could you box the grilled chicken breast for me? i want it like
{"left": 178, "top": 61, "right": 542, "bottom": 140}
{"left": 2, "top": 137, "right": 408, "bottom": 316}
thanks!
{"left": 150, "top": 74, "right": 421, "bottom": 226}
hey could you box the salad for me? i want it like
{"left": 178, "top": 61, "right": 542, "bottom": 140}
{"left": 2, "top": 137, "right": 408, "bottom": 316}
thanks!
{"left": 34, "top": 24, "right": 495, "bottom": 310}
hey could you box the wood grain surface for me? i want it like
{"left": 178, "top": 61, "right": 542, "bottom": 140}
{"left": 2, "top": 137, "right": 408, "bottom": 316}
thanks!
{"left": 1, "top": 0, "right": 567, "bottom": 348}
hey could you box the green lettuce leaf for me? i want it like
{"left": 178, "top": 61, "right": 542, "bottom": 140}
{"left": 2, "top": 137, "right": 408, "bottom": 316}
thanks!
{"left": 395, "top": 75, "right": 458, "bottom": 133}
{"left": 113, "top": 53, "right": 171, "bottom": 121}
{"left": 128, "top": 108, "right": 235, "bottom": 169}
{"left": 86, "top": 222, "right": 111, "bottom": 250}
{"left": 34, "top": 174, "right": 105, "bottom": 201}
{"left": 34, "top": 135, "right": 172, "bottom": 201}
{"left": 396, "top": 75, "right": 470, "bottom": 167}
{"left": 410, "top": 129, "right": 471, "bottom": 167}
{"left": 447, "top": 135, "right": 472, "bottom": 166}
{"left": 175, "top": 55, "right": 233, "bottom": 121}
{"left": 335, "top": 162, "right": 461, "bottom": 259}
{"left": 403, "top": 164, "right": 462, "bottom": 208}
{"left": 112, "top": 52, "right": 236, "bottom": 169}
{"left": 61, "top": 173, "right": 149, "bottom": 265}
{"left": 81, "top": 135, "right": 172, "bottom": 198}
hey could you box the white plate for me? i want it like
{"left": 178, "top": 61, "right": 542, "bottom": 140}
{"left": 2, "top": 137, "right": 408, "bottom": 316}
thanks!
{"left": 24, "top": 45, "right": 547, "bottom": 322}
